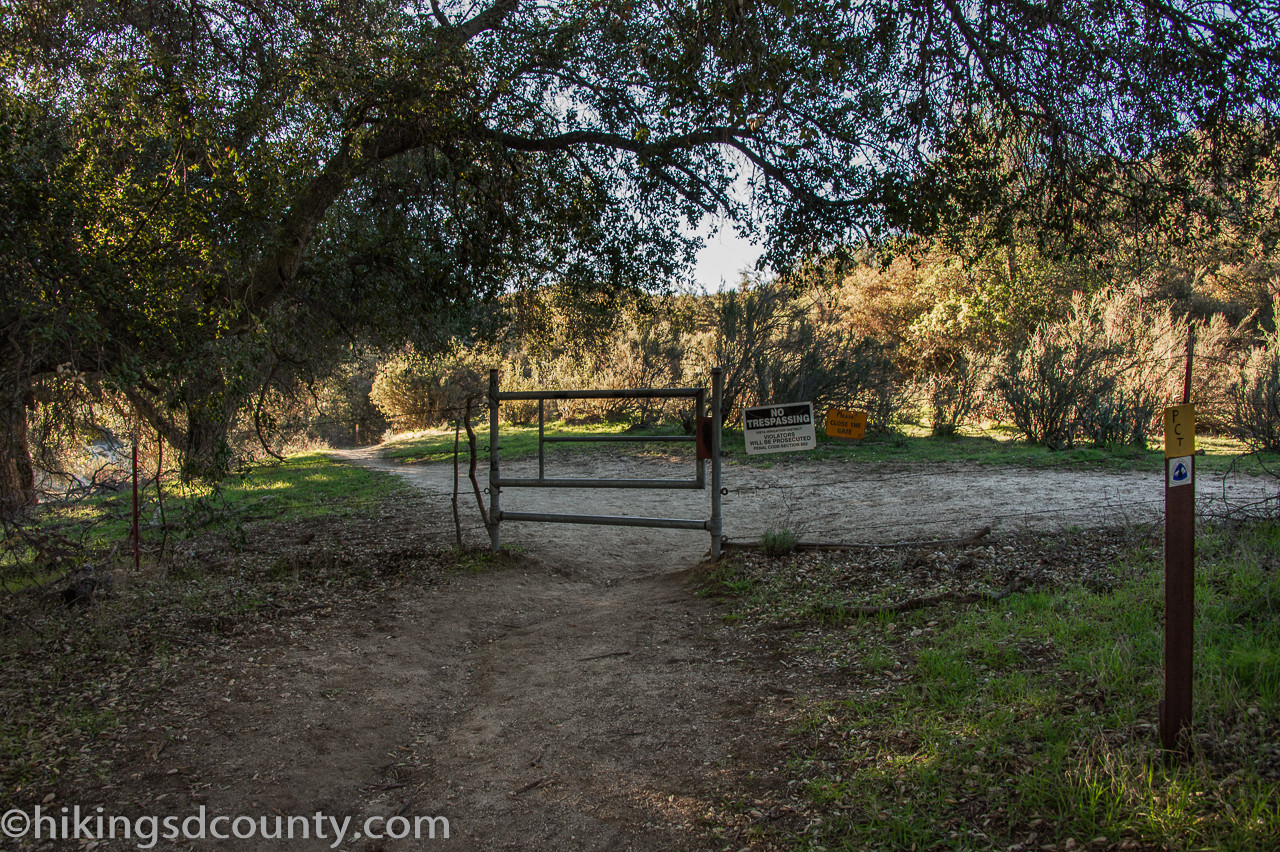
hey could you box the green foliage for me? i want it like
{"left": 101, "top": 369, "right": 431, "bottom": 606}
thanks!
{"left": 698, "top": 558, "right": 761, "bottom": 599}
{"left": 760, "top": 528, "right": 798, "bottom": 557}
{"left": 380, "top": 419, "right": 689, "bottom": 465}
{"left": 477, "top": 281, "right": 904, "bottom": 431}
{"left": 911, "top": 243, "right": 1092, "bottom": 355}
{"left": 369, "top": 347, "right": 485, "bottom": 430}
{"left": 210, "top": 454, "right": 405, "bottom": 520}
{"left": 711, "top": 525, "right": 1280, "bottom": 850}
{"left": 479, "top": 287, "right": 698, "bottom": 426}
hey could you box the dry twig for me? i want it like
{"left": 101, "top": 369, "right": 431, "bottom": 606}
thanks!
{"left": 813, "top": 566, "right": 1045, "bottom": 620}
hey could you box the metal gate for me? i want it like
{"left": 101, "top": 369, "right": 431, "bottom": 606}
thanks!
{"left": 487, "top": 367, "right": 724, "bottom": 558}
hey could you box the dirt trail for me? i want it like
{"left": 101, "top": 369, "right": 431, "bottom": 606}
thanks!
{"left": 98, "top": 566, "right": 776, "bottom": 851}
{"left": 90, "top": 451, "right": 807, "bottom": 852}
{"left": 82, "top": 449, "right": 1274, "bottom": 851}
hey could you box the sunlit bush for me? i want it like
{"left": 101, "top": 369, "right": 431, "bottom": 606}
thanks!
{"left": 1096, "top": 290, "right": 1242, "bottom": 432}
{"left": 995, "top": 296, "right": 1122, "bottom": 448}
{"left": 370, "top": 346, "right": 485, "bottom": 429}
{"left": 1231, "top": 299, "right": 1280, "bottom": 452}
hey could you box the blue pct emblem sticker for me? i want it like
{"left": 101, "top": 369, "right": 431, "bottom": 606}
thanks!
{"left": 1168, "top": 456, "right": 1193, "bottom": 488}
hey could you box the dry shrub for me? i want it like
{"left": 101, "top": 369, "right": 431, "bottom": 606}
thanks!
{"left": 1231, "top": 297, "right": 1280, "bottom": 452}
{"left": 584, "top": 315, "right": 686, "bottom": 424}
{"left": 998, "top": 290, "right": 1249, "bottom": 449}
{"left": 695, "top": 280, "right": 903, "bottom": 428}
{"left": 924, "top": 348, "right": 992, "bottom": 437}
{"left": 1096, "top": 291, "right": 1242, "bottom": 431}
{"left": 996, "top": 295, "right": 1123, "bottom": 448}
{"left": 370, "top": 346, "right": 485, "bottom": 429}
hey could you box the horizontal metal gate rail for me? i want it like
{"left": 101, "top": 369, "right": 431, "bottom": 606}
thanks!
{"left": 487, "top": 367, "right": 724, "bottom": 558}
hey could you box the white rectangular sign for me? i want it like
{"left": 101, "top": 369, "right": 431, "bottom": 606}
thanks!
{"left": 743, "top": 402, "right": 816, "bottom": 455}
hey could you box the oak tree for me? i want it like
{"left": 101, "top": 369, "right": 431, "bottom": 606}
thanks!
{"left": 2, "top": 0, "right": 1276, "bottom": 511}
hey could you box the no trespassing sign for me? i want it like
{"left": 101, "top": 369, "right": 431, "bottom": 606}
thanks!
{"left": 742, "top": 402, "right": 816, "bottom": 455}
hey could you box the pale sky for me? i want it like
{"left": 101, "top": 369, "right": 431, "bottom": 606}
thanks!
{"left": 691, "top": 223, "right": 764, "bottom": 292}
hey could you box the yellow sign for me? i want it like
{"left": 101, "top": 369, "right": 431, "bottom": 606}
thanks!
{"left": 1164, "top": 404, "right": 1196, "bottom": 458}
{"left": 825, "top": 408, "right": 867, "bottom": 440}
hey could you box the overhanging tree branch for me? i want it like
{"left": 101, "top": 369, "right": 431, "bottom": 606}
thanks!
{"left": 456, "top": 0, "right": 521, "bottom": 43}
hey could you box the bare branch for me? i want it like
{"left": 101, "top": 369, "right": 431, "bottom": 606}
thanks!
{"left": 456, "top": 0, "right": 520, "bottom": 43}
{"left": 429, "top": 0, "right": 451, "bottom": 29}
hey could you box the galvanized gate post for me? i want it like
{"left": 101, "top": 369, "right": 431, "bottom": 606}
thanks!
{"left": 488, "top": 368, "right": 501, "bottom": 552}
{"left": 710, "top": 367, "right": 723, "bottom": 559}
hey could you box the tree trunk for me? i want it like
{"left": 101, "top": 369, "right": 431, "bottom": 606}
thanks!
{"left": 0, "top": 397, "right": 37, "bottom": 518}
{"left": 126, "top": 382, "right": 236, "bottom": 482}
{"left": 182, "top": 404, "right": 234, "bottom": 480}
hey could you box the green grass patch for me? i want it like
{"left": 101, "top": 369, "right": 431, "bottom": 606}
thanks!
{"left": 719, "top": 424, "right": 1277, "bottom": 474}
{"left": 3, "top": 453, "right": 406, "bottom": 592}
{"left": 707, "top": 524, "right": 1280, "bottom": 850}
{"left": 381, "top": 419, "right": 695, "bottom": 464}
{"left": 209, "top": 452, "right": 405, "bottom": 518}
{"left": 761, "top": 528, "right": 799, "bottom": 557}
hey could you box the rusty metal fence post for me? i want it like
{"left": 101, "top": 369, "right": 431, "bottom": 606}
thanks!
{"left": 488, "top": 369, "right": 501, "bottom": 552}
{"left": 710, "top": 366, "right": 723, "bottom": 559}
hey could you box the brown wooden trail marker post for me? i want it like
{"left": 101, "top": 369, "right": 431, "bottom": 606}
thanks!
{"left": 131, "top": 443, "right": 141, "bottom": 571}
{"left": 1161, "top": 331, "right": 1196, "bottom": 752}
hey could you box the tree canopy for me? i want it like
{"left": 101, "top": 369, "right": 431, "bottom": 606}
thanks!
{"left": 2, "top": 0, "right": 1278, "bottom": 508}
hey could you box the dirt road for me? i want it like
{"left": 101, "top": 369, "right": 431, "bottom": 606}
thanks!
{"left": 126, "top": 551, "right": 778, "bottom": 850}
{"left": 344, "top": 448, "right": 1277, "bottom": 569}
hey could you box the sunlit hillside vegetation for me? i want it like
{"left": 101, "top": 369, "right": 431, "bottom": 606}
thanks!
{"left": 297, "top": 231, "right": 1280, "bottom": 460}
